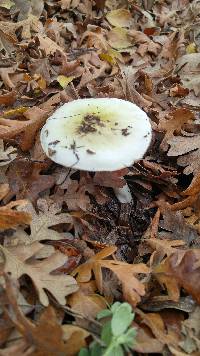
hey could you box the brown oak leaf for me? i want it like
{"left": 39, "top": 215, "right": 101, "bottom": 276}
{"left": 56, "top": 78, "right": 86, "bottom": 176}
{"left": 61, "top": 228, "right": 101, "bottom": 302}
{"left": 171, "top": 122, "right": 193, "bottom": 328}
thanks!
{"left": 0, "top": 242, "right": 78, "bottom": 306}
{"left": 0, "top": 106, "right": 49, "bottom": 151}
{"left": 72, "top": 246, "right": 149, "bottom": 306}
{"left": 158, "top": 108, "right": 194, "bottom": 151}
{"left": 6, "top": 160, "right": 54, "bottom": 203}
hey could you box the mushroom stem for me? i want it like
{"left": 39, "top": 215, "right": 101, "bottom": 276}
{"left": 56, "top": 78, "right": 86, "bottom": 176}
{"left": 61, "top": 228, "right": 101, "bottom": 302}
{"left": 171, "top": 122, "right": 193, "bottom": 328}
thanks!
{"left": 113, "top": 184, "right": 132, "bottom": 204}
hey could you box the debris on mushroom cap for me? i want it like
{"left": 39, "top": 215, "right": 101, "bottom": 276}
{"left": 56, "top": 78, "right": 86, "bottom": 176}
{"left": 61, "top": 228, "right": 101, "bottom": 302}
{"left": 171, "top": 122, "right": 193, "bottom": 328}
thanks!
{"left": 40, "top": 98, "right": 152, "bottom": 171}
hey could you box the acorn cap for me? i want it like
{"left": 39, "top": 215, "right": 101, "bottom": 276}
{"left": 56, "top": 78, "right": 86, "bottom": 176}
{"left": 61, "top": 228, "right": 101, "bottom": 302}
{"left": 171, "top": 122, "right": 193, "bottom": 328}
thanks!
{"left": 40, "top": 98, "right": 152, "bottom": 171}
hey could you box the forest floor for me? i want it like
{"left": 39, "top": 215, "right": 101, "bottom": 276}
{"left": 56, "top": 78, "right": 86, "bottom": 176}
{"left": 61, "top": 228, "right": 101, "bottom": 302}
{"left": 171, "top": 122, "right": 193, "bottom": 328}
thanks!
{"left": 0, "top": 0, "right": 200, "bottom": 355}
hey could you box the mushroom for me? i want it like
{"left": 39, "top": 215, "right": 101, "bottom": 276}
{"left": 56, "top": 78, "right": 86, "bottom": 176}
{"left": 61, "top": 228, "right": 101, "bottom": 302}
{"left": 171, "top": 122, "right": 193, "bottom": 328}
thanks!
{"left": 40, "top": 98, "right": 152, "bottom": 203}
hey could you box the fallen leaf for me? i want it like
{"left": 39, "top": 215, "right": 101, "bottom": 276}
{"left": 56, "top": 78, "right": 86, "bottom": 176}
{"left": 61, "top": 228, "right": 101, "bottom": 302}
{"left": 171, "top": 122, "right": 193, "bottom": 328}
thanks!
{"left": 0, "top": 15, "right": 43, "bottom": 40}
{"left": 159, "top": 108, "right": 194, "bottom": 151}
{"left": 4, "top": 277, "right": 88, "bottom": 355}
{"left": 0, "top": 91, "right": 16, "bottom": 106}
{"left": 68, "top": 281, "right": 107, "bottom": 319}
{"left": 36, "top": 34, "right": 67, "bottom": 57}
{"left": 0, "top": 200, "right": 31, "bottom": 229}
{"left": 14, "top": 198, "right": 73, "bottom": 243}
{"left": 72, "top": 246, "right": 149, "bottom": 306}
{"left": 57, "top": 75, "right": 74, "bottom": 88}
{"left": 0, "top": 140, "right": 17, "bottom": 166}
{"left": 148, "top": 238, "right": 186, "bottom": 263}
{"left": 135, "top": 309, "right": 180, "bottom": 350}
{"left": 186, "top": 42, "right": 197, "bottom": 54}
{"left": 168, "top": 134, "right": 200, "bottom": 185}
{"left": 134, "top": 323, "right": 164, "bottom": 353}
{"left": 153, "top": 249, "right": 200, "bottom": 304}
{"left": 106, "top": 9, "right": 132, "bottom": 28}
{"left": 0, "top": 29, "right": 16, "bottom": 55}
{"left": 0, "top": 183, "right": 9, "bottom": 200}
{"left": 14, "top": 0, "right": 44, "bottom": 20}
{"left": 0, "top": 0, "right": 14, "bottom": 9}
{"left": 6, "top": 160, "right": 55, "bottom": 202}
{"left": 94, "top": 169, "right": 129, "bottom": 188}
{"left": 0, "top": 106, "right": 49, "bottom": 151}
{"left": 179, "top": 306, "right": 200, "bottom": 354}
{"left": 0, "top": 340, "right": 33, "bottom": 356}
{"left": 175, "top": 53, "right": 200, "bottom": 96}
{"left": 108, "top": 27, "right": 133, "bottom": 49}
{"left": 0, "top": 242, "right": 78, "bottom": 306}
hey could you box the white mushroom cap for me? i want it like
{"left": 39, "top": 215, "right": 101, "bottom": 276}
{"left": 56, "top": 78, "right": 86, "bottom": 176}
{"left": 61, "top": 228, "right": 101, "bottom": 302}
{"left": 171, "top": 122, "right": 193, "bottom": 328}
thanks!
{"left": 40, "top": 98, "right": 152, "bottom": 171}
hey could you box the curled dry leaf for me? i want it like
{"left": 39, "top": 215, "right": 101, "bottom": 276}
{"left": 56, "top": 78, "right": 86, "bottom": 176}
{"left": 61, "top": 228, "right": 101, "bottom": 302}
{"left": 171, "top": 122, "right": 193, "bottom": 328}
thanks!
{"left": 0, "top": 241, "right": 78, "bottom": 306}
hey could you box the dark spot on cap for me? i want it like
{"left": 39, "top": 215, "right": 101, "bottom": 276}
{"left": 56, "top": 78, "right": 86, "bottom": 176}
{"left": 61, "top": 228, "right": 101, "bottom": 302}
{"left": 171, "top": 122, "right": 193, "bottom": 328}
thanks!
{"left": 87, "top": 149, "right": 96, "bottom": 154}
{"left": 48, "top": 148, "right": 56, "bottom": 156}
{"left": 121, "top": 128, "right": 130, "bottom": 136}
{"left": 48, "top": 140, "right": 60, "bottom": 146}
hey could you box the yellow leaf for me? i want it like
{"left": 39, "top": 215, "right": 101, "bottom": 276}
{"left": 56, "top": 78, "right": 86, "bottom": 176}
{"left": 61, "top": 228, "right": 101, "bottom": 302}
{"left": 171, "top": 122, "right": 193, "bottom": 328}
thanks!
{"left": 0, "top": 0, "right": 14, "bottom": 9}
{"left": 108, "top": 27, "right": 133, "bottom": 50}
{"left": 106, "top": 9, "right": 132, "bottom": 28}
{"left": 99, "top": 49, "right": 123, "bottom": 64}
{"left": 57, "top": 75, "right": 74, "bottom": 88}
{"left": 186, "top": 42, "right": 197, "bottom": 54}
{"left": 3, "top": 106, "right": 28, "bottom": 118}
{"left": 37, "top": 76, "right": 47, "bottom": 90}
{"left": 99, "top": 53, "right": 116, "bottom": 65}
